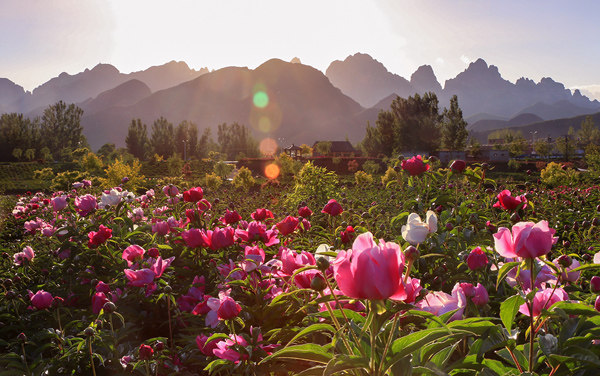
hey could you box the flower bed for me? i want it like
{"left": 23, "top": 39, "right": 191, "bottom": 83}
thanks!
{"left": 1, "top": 160, "right": 600, "bottom": 375}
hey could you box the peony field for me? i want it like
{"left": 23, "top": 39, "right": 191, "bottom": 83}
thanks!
{"left": 2, "top": 157, "right": 600, "bottom": 376}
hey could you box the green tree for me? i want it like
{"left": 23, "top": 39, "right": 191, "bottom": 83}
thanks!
{"left": 534, "top": 139, "right": 552, "bottom": 161}
{"left": 196, "top": 128, "right": 213, "bottom": 160}
{"left": 217, "top": 122, "right": 260, "bottom": 160}
{"left": 315, "top": 141, "right": 333, "bottom": 156}
{"left": 441, "top": 95, "right": 469, "bottom": 150}
{"left": 392, "top": 92, "right": 442, "bottom": 152}
{"left": 468, "top": 138, "right": 482, "bottom": 158}
{"left": 578, "top": 115, "right": 599, "bottom": 146}
{"left": 12, "top": 148, "right": 22, "bottom": 161}
{"left": 125, "top": 118, "right": 149, "bottom": 160}
{"left": 24, "top": 148, "right": 36, "bottom": 161}
{"left": 556, "top": 135, "right": 577, "bottom": 161}
{"left": 40, "top": 101, "right": 85, "bottom": 160}
{"left": 0, "top": 113, "right": 39, "bottom": 162}
{"left": 175, "top": 120, "right": 199, "bottom": 160}
{"left": 97, "top": 143, "right": 116, "bottom": 161}
{"left": 150, "top": 117, "right": 176, "bottom": 158}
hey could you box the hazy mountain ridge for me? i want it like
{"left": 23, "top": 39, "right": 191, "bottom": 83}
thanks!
{"left": 2, "top": 54, "right": 600, "bottom": 151}
{"left": 0, "top": 61, "right": 208, "bottom": 115}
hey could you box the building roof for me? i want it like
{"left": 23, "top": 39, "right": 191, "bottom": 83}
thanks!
{"left": 283, "top": 144, "right": 302, "bottom": 151}
{"left": 311, "top": 141, "right": 357, "bottom": 153}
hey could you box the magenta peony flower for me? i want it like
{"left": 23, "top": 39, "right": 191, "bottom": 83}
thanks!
{"left": 87, "top": 225, "right": 112, "bottom": 248}
{"left": 182, "top": 228, "right": 207, "bottom": 248}
{"left": 251, "top": 208, "right": 274, "bottom": 221}
{"left": 51, "top": 195, "right": 68, "bottom": 211}
{"left": 29, "top": 290, "right": 53, "bottom": 310}
{"left": 138, "top": 344, "right": 154, "bottom": 360}
{"left": 223, "top": 209, "right": 242, "bottom": 224}
{"left": 322, "top": 199, "right": 343, "bottom": 216}
{"left": 449, "top": 159, "right": 466, "bottom": 173}
{"left": 401, "top": 155, "right": 430, "bottom": 176}
{"left": 162, "top": 185, "right": 179, "bottom": 197}
{"left": 493, "top": 221, "right": 556, "bottom": 259}
{"left": 466, "top": 246, "right": 489, "bottom": 270}
{"left": 183, "top": 187, "right": 203, "bottom": 202}
{"left": 209, "top": 227, "right": 235, "bottom": 250}
{"left": 493, "top": 190, "right": 527, "bottom": 211}
{"left": 276, "top": 216, "right": 299, "bottom": 236}
{"left": 298, "top": 206, "right": 313, "bottom": 218}
{"left": 217, "top": 296, "right": 241, "bottom": 320}
{"left": 333, "top": 232, "right": 406, "bottom": 300}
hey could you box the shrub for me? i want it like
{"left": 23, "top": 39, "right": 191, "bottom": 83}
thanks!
{"left": 286, "top": 161, "right": 338, "bottom": 207}
{"left": 205, "top": 172, "right": 223, "bottom": 192}
{"left": 540, "top": 161, "right": 579, "bottom": 187}
{"left": 275, "top": 153, "right": 302, "bottom": 180}
{"left": 50, "top": 170, "right": 88, "bottom": 192}
{"left": 332, "top": 157, "right": 341, "bottom": 165}
{"left": 381, "top": 166, "right": 398, "bottom": 185}
{"left": 100, "top": 158, "right": 145, "bottom": 191}
{"left": 363, "top": 160, "right": 381, "bottom": 175}
{"left": 348, "top": 159, "right": 359, "bottom": 173}
{"left": 214, "top": 162, "right": 234, "bottom": 179}
{"left": 508, "top": 159, "right": 520, "bottom": 171}
{"left": 232, "top": 166, "right": 255, "bottom": 191}
{"left": 80, "top": 151, "right": 104, "bottom": 173}
{"left": 355, "top": 170, "right": 373, "bottom": 185}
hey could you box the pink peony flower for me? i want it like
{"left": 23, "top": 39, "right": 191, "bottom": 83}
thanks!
{"left": 74, "top": 194, "right": 98, "bottom": 216}
{"left": 415, "top": 289, "right": 466, "bottom": 321}
{"left": 51, "top": 195, "right": 68, "bottom": 211}
{"left": 401, "top": 155, "right": 430, "bottom": 176}
{"left": 183, "top": 187, "right": 203, "bottom": 202}
{"left": 251, "top": 208, "right": 274, "bottom": 221}
{"left": 14, "top": 246, "right": 35, "bottom": 265}
{"left": 276, "top": 216, "right": 299, "bottom": 236}
{"left": 518, "top": 287, "right": 568, "bottom": 317}
{"left": 333, "top": 232, "right": 406, "bottom": 300}
{"left": 493, "top": 221, "right": 556, "bottom": 259}
{"left": 122, "top": 245, "right": 145, "bottom": 266}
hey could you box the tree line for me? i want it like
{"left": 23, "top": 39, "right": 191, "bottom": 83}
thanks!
{"left": 0, "top": 101, "right": 261, "bottom": 163}
{"left": 359, "top": 93, "right": 469, "bottom": 157}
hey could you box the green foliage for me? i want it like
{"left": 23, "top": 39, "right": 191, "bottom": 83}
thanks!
{"left": 204, "top": 172, "right": 223, "bottom": 192}
{"left": 381, "top": 166, "right": 398, "bottom": 185}
{"left": 33, "top": 167, "right": 54, "bottom": 181}
{"left": 555, "top": 135, "right": 577, "bottom": 160}
{"left": 315, "top": 141, "right": 332, "bottom": 156}
{"left": 534, "top": 138, "right": 552, "bottom": 160}
{"left": 11, "top": 148, "right": 22, "bottom": 161}
{"left": 332, "top": 156, "right": 341, "bottom": 165}
{"left": 585, "top": 143, "right": 600, "bottom": 171}
{"left": 214, "top": 162, "right": 234, "bottom": 179}
{"left": 150, "top": 116, "right": 176, "bottom": 159}
{"left": 508, "top": 159, "right": 520, "bottom": 171}
{"left": 578, "top": 115, "right": 599, "bottom": 146}
{"left": 79, "top": 151, "right": 104, "bottom": 174}
{"left": 441, "top": 95, "right": 469, "bottom": 150}
{"left": 100, "top": 158, "right": 145, "bottom": 191}
{"left": 540, "top": 161, "right": 579, "bottom": 187}
{"left": 175, "top": 120, "right": 199, "bottom": 160}
{"left": 0, "top": 113, "right": 40, "bottom": 162}
{"left": 24, "top": 149, "right": 35, "bottom": 161}
{"left": 354, "top": 170, "right": 373, "bottom": 185}
{"left": 40, "top": 101, "right": 85, "bottom": 160}
{"left": 232, "top": 166, "right": 255, "bottom": 191}
{"left": 275, "top": 152, "right": 302, "bottom": 181}
{"left": 286, "top": 161, "right": 338, "bottom": 207}
{"left": 125, "top": 118, "right": 149, "bottom": 160}
{"left": 362, "top": 160, "right": 381, "bottom": 175}
{"left": 40, "top": 147, "right": 52, "bottom": 162}
{"left": 468, "top": 137, "right": 482, "bottom": 157}
{"left": 217, "top": 122, "right": 260, "bottom": 160}
{"left": 166, "top": 153, "right": 184, "bottom": 177}
{"left": 50, "top": 170, "right": 88, "bottom": 191}
{"left": 96, "top": 143, "right": 116, "bottom": 160}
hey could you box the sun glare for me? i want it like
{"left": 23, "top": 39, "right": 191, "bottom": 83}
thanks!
{"left": 264, "top": 163, "right": 280, "bottom": 180}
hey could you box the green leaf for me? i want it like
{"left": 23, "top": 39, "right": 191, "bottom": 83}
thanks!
{"left": 324, "top": 355, "right": 370, "bottom": 375}
{"left": 285, "top": 324, "right": 336, "bottom": 348}
{"left": 550, "top": 302, "right": 600, "bottom": 317}
{"left": 260, "top": 343, "right": 333, "bottom": 365}
{"left": 570, "top": 263, "right": 600, "bottom": 272}
{"left": 384, "top": 328, "right": 468, "bottom": 374}
{"left": 500, "top": 294, "right": 525, "bottom": 333}
{"left": 447, "top": 317, "right": 497, "bottom": 335}
{"left": 496, "top": 261, "right": 520, "bottom": 288}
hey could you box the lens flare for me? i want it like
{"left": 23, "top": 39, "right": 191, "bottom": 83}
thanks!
{"left": 259, "top": 138, "right": 278, "bottom": 157}
{"left": 253, "top": 91, "right": 269, "bottom": 108}
{"left": 265, "top": 163, "right": 280, "bottom": 180}
{"left": 259, "top": 117, "right": 271, "bottom": 132}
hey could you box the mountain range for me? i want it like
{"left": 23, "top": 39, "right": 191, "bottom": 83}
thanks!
{"left": 1, "top": 54, "right": 599, "bottom": 151}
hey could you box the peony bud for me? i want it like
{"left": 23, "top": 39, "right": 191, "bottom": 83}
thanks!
{"left": 310, "top": 273, "right": 327, "bottom": 292}
{"left": 404, "top": 246, "right": 420, "bottom": 262}
{"left": 591, "top": 276, "right": 600, "bottom": 293}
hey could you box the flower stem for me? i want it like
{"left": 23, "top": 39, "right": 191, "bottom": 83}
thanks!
{"left": 528, "top": 258, "right": 536, "bottom": 373}
{"left": 167, "top": 293, "right": 173, "bottom": 351}
{"left": 370, "top": 303, "right": 378, "bottom": 375}
{"left": 88, "top": 338, "right": 97, "bottom": 376}
{"left": 21, "top": 343, "right": 30, "bottom": 376}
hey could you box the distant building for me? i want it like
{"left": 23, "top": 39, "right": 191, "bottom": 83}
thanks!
{"left": 283, "top": 144, "right": 302, "bottom": 159}
{"left": 479, "top": 146, "right": 509, "bottom": 162}
{"left": 437, "top": 150, "right": 466, "bottom": 164}
{"left": 398, "top": 150, "right": 429, "bottom": 159}
{"left": 312, "top": 141, "right": 361, "bottom": 157}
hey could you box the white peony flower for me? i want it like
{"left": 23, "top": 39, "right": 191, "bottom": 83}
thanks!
{"left": 401, "top": 210, "right": 437, "bottom": 245}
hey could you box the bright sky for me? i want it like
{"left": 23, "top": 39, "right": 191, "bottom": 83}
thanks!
{"left": 2, "top": 0, "right": 600, "bottom": 100}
